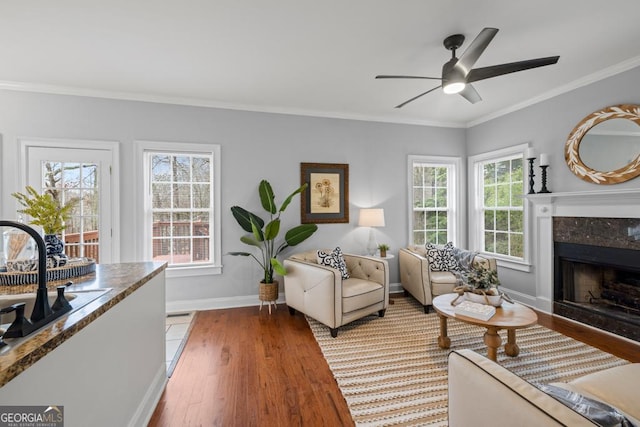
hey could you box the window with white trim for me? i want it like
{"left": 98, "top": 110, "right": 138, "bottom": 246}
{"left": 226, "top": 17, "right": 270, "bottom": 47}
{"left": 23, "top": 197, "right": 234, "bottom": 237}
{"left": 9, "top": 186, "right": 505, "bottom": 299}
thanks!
{"left": 469, "top": 145, "right": 528, "bottom": 267}
{"left": 137, "top": 141, "right": 221, "bottom": 275}
{"left": 408, "top": 156, "right": 460, "bottom": 246}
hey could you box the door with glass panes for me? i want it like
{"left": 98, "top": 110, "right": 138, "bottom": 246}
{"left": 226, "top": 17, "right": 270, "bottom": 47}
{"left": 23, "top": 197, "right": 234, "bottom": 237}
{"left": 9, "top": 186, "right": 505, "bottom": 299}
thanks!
{"left": 25, "top": 145, "right": 113, "bottom": 263}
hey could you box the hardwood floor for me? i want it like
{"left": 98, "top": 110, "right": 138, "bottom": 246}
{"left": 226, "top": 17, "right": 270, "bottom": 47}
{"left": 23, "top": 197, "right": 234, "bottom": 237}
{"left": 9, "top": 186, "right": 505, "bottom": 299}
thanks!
{"left": 535, "top": 310, "right": 640, "bottom": 363}
{"left": 148, "top": 304, "right": 354, "bottom": 427}
{"left": 148, "top": 298, "right": 640, "bottom": 426}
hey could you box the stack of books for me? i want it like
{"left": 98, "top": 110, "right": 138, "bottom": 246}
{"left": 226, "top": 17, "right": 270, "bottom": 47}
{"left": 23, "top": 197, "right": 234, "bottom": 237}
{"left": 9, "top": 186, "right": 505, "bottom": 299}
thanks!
{"left": 454, "top": 300, "right": 496, "bottom": 321}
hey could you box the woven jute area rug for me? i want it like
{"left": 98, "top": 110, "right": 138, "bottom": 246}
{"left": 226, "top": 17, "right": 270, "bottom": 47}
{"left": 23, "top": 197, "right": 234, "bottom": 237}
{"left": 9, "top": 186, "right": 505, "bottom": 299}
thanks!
{"left": 307, "top": 297, "right": 629, "bottom": 426}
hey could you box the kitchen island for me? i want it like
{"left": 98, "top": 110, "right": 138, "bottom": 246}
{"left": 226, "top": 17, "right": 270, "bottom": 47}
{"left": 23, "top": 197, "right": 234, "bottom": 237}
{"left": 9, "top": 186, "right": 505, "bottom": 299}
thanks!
{"left": 0, "top": 262, "right": 167, "bottom": 427}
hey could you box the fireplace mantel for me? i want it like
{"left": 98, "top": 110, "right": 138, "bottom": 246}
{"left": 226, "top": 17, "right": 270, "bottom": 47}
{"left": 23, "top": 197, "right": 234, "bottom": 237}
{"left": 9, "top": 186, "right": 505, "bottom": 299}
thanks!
{"left": 527, "top": 188, "right": 640, "bottom": 218}
{"left": 526, "top": 188, "right": 640, "bottom": 313}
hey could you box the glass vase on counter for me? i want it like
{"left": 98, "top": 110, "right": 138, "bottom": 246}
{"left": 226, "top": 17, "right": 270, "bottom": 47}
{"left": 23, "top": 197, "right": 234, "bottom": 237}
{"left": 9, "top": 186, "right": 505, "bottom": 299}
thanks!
{"left": 2, "top": 216, "right": 37, "bottom": 263}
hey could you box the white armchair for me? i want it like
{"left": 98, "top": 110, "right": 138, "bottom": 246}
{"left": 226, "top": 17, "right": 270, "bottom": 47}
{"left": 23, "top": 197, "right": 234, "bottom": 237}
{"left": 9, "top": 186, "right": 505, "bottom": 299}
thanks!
{"left": 283, "top": 250, "right": 389, "bottom": 337}
{"left": 399, "top": 245, "right": 497, "bottom": 313}
{"left": 448, "top": 349, "right": 640, "bottom": 426}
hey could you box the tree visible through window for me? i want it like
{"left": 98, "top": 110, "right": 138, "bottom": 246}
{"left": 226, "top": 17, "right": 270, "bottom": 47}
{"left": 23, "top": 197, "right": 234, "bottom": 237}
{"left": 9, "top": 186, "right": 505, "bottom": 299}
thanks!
{"left": 410, "top": 157, "right": 457, "bottom": 246}
{"left": 148, "top": 152, "right": 213, "bottom": 265}
{"left": 480, "top": 155, "right": 524, "bottom": 258}
{"left": 40, "top": 161, "right": 100, "bottom": 262}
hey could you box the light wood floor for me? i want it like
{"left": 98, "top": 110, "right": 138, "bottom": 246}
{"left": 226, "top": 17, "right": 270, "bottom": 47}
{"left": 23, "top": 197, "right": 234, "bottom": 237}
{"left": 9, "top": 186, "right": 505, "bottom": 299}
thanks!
{"left": 149, "top": 298, "right": 640, "bottom": 426}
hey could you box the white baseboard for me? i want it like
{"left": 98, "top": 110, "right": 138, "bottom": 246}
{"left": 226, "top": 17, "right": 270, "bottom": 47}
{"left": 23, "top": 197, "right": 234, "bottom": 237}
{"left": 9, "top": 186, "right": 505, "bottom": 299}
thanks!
{"left": 167, "top": 294, "right": 286, "bottom": 313}
{"left": 500, "top": 287, "right": 538, "bottom": 309}
{"left": 389, "top": 282, "right": 403, "bottom": 294}
{"left": 129, "top": 362, "right": 167, "bottom": 427}
{"left": 167, "top": 282, "right": 404, "bottom": 313}
{"left": 502, "top": 287, "right": 552, "bottom": 313}
{"left": 535, "top": 297, "right": 553, "bottom": 314}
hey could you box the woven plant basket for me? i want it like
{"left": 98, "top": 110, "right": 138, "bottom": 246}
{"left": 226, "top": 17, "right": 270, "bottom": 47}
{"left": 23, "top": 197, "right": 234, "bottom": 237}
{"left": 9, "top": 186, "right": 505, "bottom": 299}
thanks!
{"left": 259, "top": 280, "right": 279, "bottom": 302}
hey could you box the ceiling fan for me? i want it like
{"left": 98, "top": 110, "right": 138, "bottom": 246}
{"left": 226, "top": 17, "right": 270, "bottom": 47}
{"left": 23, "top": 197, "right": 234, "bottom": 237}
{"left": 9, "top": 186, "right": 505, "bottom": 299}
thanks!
{"left": 376, "top": 27, "right": 560, "bottom": 108}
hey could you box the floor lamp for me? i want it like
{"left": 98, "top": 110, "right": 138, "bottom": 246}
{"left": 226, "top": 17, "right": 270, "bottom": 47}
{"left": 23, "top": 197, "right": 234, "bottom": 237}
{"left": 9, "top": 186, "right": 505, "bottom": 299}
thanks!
{"left": 358, "top": 208, "right": 385, "bottom": 256}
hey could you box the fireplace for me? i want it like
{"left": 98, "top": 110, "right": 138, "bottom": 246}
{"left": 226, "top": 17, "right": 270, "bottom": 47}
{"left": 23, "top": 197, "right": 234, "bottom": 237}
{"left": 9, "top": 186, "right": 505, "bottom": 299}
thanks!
{"left": 527, "top": 189, "right": 640, "bottom": 341}
{"left": 554, "top": 241, "right": 640, "bottom": 342}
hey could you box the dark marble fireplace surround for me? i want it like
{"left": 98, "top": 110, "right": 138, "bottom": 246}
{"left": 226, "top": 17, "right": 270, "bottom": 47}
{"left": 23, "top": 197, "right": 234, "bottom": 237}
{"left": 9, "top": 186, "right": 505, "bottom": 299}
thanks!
{"left": 553, "top": 217, "right": 640, "bottom": 342}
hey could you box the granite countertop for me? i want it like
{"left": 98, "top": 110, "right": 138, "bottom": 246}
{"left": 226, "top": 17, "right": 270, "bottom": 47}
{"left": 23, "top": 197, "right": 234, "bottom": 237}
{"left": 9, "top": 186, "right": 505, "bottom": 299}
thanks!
{"left": 0, "top": 262, "right": 167, "bottom": 387}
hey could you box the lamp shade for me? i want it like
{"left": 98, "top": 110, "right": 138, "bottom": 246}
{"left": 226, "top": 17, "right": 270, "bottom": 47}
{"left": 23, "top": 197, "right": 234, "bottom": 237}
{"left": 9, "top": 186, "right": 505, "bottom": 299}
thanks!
{"left": 358, "top": 208, "right": 385, "bottom": 227}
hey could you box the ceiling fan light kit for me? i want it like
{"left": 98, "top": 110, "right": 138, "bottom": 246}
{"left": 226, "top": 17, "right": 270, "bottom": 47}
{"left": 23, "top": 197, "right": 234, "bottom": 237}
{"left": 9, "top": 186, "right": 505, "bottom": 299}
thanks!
{"left": 376, "top": 27, "right": 560, "bottom": 107}
{"left": 443, "top": 82, "right": 465, "bottom": 94}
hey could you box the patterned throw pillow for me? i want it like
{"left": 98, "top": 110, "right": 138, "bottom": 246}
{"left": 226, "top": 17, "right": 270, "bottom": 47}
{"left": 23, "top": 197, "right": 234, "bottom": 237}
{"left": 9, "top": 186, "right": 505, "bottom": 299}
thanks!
{"left": 317, "top": 247, "right": 350, "bottom": 279}
{"left": 425, "top": 242, "right": 460, "bottom": 272}
{"left": 538, "top": 384, "right": 635, "bottom": 427}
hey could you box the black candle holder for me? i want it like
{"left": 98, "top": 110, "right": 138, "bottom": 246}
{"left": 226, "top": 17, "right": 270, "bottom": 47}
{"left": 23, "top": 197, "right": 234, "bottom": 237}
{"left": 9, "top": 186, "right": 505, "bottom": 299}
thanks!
{"left": 527, "top": 158, "right": 536, "bottom": 194}
{"left": 538, "top": 165, "right": 551, "bottom": 193}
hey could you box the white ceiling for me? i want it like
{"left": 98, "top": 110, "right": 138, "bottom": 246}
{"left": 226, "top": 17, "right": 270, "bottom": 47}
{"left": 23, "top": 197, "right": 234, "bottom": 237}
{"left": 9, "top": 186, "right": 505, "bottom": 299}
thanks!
{"left": 2, "top": 1, "right": 640, "bottom": 128}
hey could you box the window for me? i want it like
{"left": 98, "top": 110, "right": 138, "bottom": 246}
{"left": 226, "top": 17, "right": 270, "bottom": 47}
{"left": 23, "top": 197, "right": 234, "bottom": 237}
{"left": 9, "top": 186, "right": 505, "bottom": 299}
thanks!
{"left": 469, "top": 144, "right": 530, "bottom": 270}
{"left": 136, "top": 141, "right": 221, "bottom": 276}
{"left": 408, "top": 156, "right": 461, "bottom": 246}
{"left": 42, "top": 160, "right": 101, "bottom": 261}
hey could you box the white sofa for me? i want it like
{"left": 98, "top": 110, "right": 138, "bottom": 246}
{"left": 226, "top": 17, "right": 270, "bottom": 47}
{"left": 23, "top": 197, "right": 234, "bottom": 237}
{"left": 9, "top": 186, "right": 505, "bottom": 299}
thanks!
{"left": 399, "top": 245, "right": 497, "bottom": 313}
{"left": 448, "top": 349, "right": 640, "bottom": 426}
{"left": 283, "top": 250, "right": 389, "bottom": 337}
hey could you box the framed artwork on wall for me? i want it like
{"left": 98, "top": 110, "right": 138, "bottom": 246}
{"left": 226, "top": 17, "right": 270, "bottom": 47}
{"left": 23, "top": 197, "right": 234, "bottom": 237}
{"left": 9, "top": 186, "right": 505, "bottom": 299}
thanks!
{"left": 300, "top": 163, "right": 349, "bottom": 224}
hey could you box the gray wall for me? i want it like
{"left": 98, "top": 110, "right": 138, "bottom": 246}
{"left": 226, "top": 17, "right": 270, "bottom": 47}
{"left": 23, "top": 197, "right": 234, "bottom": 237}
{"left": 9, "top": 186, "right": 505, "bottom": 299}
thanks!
{"left": 0, "top": 91, "right": 465, "bottom": 306}
{"left": 2, "top": 65, "right": 639, "bottom": 307}
{"left": 466, "top": 65, "right": 640, "bottom": 296}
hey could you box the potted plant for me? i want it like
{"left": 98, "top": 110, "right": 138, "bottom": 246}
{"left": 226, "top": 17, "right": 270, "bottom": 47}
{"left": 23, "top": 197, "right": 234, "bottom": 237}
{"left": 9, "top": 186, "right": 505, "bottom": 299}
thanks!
{"left": 377, "top": 243, "right": 390, "bottom": 258}
{"left": 465, "top": 265, "right": 500, "bottom": 292}
{"left": 11, "top": 186, "right": 77, "bottom": 262}
{"left": 229, "top": 180, "right": 318, "bottom": 304}
{"left": 462, "top": 265, "right": 503, "bottom": 306}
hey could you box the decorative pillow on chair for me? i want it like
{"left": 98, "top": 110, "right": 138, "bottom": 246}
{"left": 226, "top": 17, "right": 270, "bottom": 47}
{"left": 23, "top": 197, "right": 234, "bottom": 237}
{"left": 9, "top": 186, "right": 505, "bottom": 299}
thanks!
{"left": 425, "top": 242, "right": 460, "bottom": 272}
{"left": 317, "top": 247, "right": 350, "bottom": 279}
{"left": 538, "top": 384, "right": 635, "bottom": 427}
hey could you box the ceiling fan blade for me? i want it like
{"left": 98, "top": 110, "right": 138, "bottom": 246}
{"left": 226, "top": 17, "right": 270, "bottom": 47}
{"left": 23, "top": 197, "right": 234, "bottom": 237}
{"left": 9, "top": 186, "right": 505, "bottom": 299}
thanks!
{"left": 459, "top": 84, "right": 482, "bottom": 104}
{"left": 455, "top": 27, "right": 499, "bottom": 75}
{"left": 466, "top": 56, "right": 560, "bottom": 83}
{"left": 395, "top": 85, "right": 441, "bottom": 108}
{"left": 376, "top": 75, "right": 441, "bottom": 80}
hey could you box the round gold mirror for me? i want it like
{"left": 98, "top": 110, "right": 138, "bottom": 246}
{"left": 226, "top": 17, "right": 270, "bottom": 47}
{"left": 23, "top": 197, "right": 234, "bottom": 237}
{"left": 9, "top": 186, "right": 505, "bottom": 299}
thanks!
{"left": 565, "top": 104, "right": 640, "bottom": 184}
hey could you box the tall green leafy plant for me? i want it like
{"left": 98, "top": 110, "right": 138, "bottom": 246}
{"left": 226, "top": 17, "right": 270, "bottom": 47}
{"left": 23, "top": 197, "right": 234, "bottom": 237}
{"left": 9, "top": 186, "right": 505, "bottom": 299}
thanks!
{"left": 12, "top": 186, "right": 76, "bottom": 234}
{"left": 229, "top": 180, "right": 318, "bottom": 284}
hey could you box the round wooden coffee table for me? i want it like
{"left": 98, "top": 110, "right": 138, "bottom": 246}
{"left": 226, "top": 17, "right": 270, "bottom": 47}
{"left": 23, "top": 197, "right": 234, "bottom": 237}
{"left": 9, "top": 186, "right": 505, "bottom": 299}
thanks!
{"left": 432, "top": 293, "right": 538, "bottom": 362}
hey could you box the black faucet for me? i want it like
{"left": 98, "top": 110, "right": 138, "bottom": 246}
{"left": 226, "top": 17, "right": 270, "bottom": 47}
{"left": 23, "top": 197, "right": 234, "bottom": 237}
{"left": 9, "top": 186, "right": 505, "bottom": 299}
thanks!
{"left": 0, "top": 220, "right": 71, "bottom": 338}
{"left": 0, "top": 220, "right": 52, "bottom": 321}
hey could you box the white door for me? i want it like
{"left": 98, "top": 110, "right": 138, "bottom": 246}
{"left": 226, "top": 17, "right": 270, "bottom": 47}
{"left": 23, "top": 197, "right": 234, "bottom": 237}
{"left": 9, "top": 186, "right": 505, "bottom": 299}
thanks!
{"left": 23, "top": 142, "right": 115, "bottom": 264}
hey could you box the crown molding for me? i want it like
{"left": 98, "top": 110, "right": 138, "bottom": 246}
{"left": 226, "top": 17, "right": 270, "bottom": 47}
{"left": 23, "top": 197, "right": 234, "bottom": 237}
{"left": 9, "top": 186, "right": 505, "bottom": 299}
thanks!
{"left": 0, "top": 80, "right": 462, "bottom": 128}
{"left": 467, "top": 55, "right": 640, "bottom": 128}
{"left": 2, "top": 55, "right": 640, "bottom": 130}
